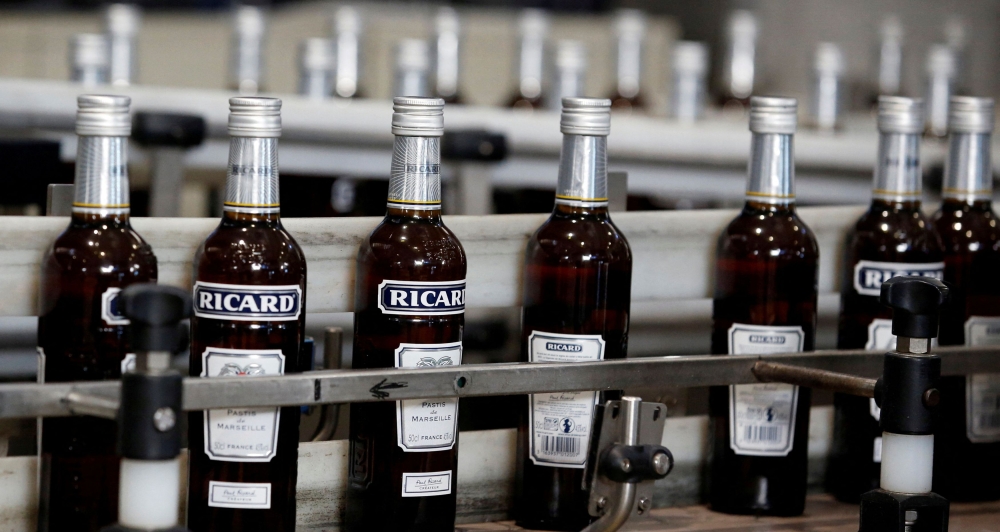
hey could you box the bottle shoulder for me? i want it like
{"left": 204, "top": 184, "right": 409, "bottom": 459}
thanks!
{"left": 46, "top": 220, "right": 157, "bottom": 272}
{"left": 195, "top": 219, "right": 306, "bottom": 283}
{"left": 717, "top": 209, "right": 818, "bottom": 260}
{"left": 358, "top": 217, "right": 467, "bottom": 280}
{"left": 932, "top": 205, "right": 1000, "bottom": 252}
{"left": 526, "top": 213, "right": 632, "bottom": 266}
{"left": 849, "top": 204, "right": 943, "bottom": 259}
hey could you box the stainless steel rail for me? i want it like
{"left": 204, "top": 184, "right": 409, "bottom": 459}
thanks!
{"left": 2, "top": 346, "right": 998, "bottom": 420}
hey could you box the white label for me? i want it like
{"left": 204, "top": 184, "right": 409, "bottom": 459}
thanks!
{"left": 201, "top": 348, "right": 285, "bottom": 462}
{"left": 101, "top": 287, "right": 129, "bottom": 325}
{"left": 852, "top": 260, "right": 945, "bottom": 297}
{"left": 527, "top": 331, "right": 605, "bottom": 468}
{"left": 727, "top": 324, "right": 803, "bottom": 456}
{"left": 401, "top": 471, "right": 453, "bottom": 498}
{"left": 865, "top": 318, "right": 896, "bottom": 351}
{"left": 873, "top": 436, "right": 883, "bottom": 463}
{"left": 193, "top": 282, "right": 302, "bottom": 321}
{"left": 395, "top": 342, "right": 462, "bottom": 452}
{"left": 964, "top": 317, "right": 1000, "bottom": 442}
{"left": 208, "top": 481, "right": 271, "bottom": 509}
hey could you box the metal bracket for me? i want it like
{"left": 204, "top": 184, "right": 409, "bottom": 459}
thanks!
{"left": 584, "top": 397, "right": 669, "bottom": 532}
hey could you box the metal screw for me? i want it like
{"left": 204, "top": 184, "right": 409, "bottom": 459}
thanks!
{"left": 653, "top": 452, "right": 671, "bottom": 476}
{"left": 596, "top": 496, "right": 607, "bottom": 510}
{"left": 637, "top": 497, "right": 651, "bottom": 513}
{"left": 620, "top": 458, "right": 632, "bottom": 473}
{"left": 923, "top": 388, "right": 940, "bottom": 408}
{"left": 153, "top": 407, "right": 176, "bottom": 432}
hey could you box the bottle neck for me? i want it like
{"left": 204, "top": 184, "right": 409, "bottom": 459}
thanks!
{"left": 745, "top": 132, "right": 794, "bottom": 206}
{"left": 616, "top": 35, "right": 642, "bottom": 99}
{"left": 555, "top": 134, "right": 608, "bottom": 208}
{"left": 387, "top": 136, "right": 441, "bottom": 214}
{"left": 108, "top": 35, "right": 135, "bottom": 86}
{"left": 394, "top": 67, "right": 431, "bottom": 99}
{"left": 232, "top": 34, "right": 263, "bottom": 93}
{"left": 435, "top": 31, "right": 460, "bottom": 98}
{"left": 878, "top": 39, "right": 903, "bottom": 95}
{"left": 547, "top": 66, "right": 584, "bottom": 111}
{"left": 299, "top": 68, "right": 333, "bottom": 99}
{"left": 724, "top": 37, "right": 755, "bottom": 99}
{"left": 671, "top": 67, "right": 706, "bottom": 122}
{"left": 224, "top": 137, "right": 280, "bottom": 216}
{"left": 335, "top": 32, "right": 360, "bottom": 98}
{"left": 73, "top": 136, "right": 130, "bottom": 217}
{"left": 943, "top": 132, "right": 992, "bottom": 202}
{"left": 873, "top": 132, "right": 921, "bottom": 202}
{"left": 518, "top": 35, "right": 544, "bottom": 99}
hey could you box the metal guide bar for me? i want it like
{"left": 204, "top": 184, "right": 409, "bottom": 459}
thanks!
{"left": 1, "top": 346, "right": 998, "bottom": 420}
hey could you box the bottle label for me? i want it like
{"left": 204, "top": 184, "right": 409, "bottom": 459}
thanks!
{"left": 852, "top": 260, "right": 944, "bottom": 297}
{"left": 101, "top": 287, "right": 129, "bottom": 325}
{"left": 865, "top": 318, "right": 896, "bottom": 351}
{"left": 395, "top": 342, "right": 462, "bottom": 452}
{"left": 377, "top": 280, "right": 466, "bottom": 316}
{"left": 964, "top": 317, "right": 1000, "bottom": 442}
{"left": 527, "top": 331, "right": 605, "bottom": 468}
{"left": 193, "top": 282, "right": 302, "bottom": 321}
{"left": 727, "top": 324, "right": 803, "bottom": 457}
{"left": 401, "top": 471, "right": 452, "bottom": 498}
{"left": 207, "top": 480, "right": 271, "bottom": 509}
{"left": 201, "top": 348, "right": 285, "bottom": 462}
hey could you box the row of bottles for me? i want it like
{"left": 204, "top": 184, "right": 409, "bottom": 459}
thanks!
{"left": 34, "top": 91, "right": 999, "bottom": 531}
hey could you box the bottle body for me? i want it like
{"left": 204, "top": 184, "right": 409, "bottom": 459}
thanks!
{"left": 187, "top": 131, "right": 307, "bottom": 531}
{"left": 932, "top": 200, "right": 1000, "bottom": 501}
{"left": 38, "top": 129, "right": 158, "bottom": 531}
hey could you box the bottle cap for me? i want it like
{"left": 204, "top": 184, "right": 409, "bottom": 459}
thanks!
{"left": 71, "top": 33, "right": 110, "bottom": 69}
{"left": 880, "top": 15, "right": 903, "bottom": 42}
{"left": 76, "top": 94, "right": 131, "bottom": 136}
{"left": 561, "top": 97, "right": 611, "bottom": 136}
{"left": 334, "top": 5, "right": 362, "bottom": 35}
{"left": 228, "top": 96, "right": 281, "bottom": 138}
{"left": 299, "top": 37, "right": 335, "bottom": 71}
{"left": 234, "top": 5, "right": 266, "bottom": 38}
{"left": 728, "top": 10, "right": 758, "bottom": 40}
{"left": 948, "top": 96, "right": 994, "bottom": 134}
{"left": 554, "top": 39, "right": 587, "bottom": 73}
{"left": 519, "top": 8, "right": 548, "bottom": 38}
{"left": 105, "top": 3, "right": 141, "bottom": 37}
{"left": 814, "top": 42, "right": 844, "bottom": 74}
{"left": 749, "top": 96, "right": 797, "bottom": 134}
{"left": 396, "top": 38, "right": 430, "bottom": 71}
{"left": 614, "top": 9, "right": 646, "bottom": 38}
{"left": 925, "top": 44, "right": 956, "bottom": 77}
{"left": 435, "top": 7, "right": 460, "bottom": 35}
{"left": 392, "top": 96, "right": 445, "bottom": 137}
{"left": 878, "top": 96, "right": 925, "bottom": 134}
{"left": 673, "top": 41, "right": 708, "bottom": 74}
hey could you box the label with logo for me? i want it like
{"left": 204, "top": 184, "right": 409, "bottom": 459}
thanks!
{"left": 395, "top": 342, "right": 462, "bottom": 452}
{"left": 865, "top": 318, "right": 896, "bottom": 351}
{"left": 964, "top": 317, "right": 1000, "bottom": 442}
{"left": 852, "top": 260, "right": 944, "bottom": 297}
{"left": 193, "top": 282, "right": 302, "bottom": 322}
{"left": 728, "top": 324, "right": 803, "bottom": 457}
{"left": 377, "top": 279, "right": 466, "bottom": 316}
{"left": 202, "top": 348, "right": 285, "bottom": 462}
{"left": 528, "top": 331, "right": 605, "bottom": 468}
{"left": 101, "top": 287, "right": 129, "bottom": 325}
{"left": 208, "top": 481, "right": 271, "bottom": 509}
{"left": 401, "top": 471, "right": 452, "bottom": 498}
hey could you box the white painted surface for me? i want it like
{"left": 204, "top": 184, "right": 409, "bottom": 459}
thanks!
{"left": 118, "top": 458, "right": 181, "bottom": 529}
{"left": 879, "top": 432, "right": 934, "bottom": 494}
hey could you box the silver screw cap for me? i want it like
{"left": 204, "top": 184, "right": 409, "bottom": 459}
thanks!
{"left": 71, "top": 33, "right": 110, "bottom": 69}
{"left": 561, "top": 97, "right": 611, "bottom": 136}
{"left": 749, "top": 96, "right": 797, "bottom": 134}
{"left": 76, "top": 94, "right": 131, "bottom": 136}
{"left": 949, "top": 96, "right": 994, "bottom": 134}
{"left": 228, "top": 96, "right": 282, "bottom": 138}
{"left": 392, "top": 96, "right": 445, "bottom": 137}
{"left": 105, "top": 3, "right": 141, "bottom": 37}
{"left": 878, "top": 96, "right": 925, "bottom": 134}
{"left": 673, "top": 41, "right": 709, "bottom": 74}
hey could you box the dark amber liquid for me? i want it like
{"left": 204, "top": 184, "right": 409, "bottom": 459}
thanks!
{"left": 708, "top": 201, "right": 818, "bottom": 516}
{"left": 345, "top": 206, "right": 467, "bottom": 532}
{"left": 828, "top": 199, "right": 943, "bottom": 503}
{"left": 37, "top": 212, "right": 157, "bottom": 532}
{"left": 187, "top": 211, "right": 307, "bottom": 532}
{"left": 932, "top": 199, "right": 1000, "bottom": 501}
{"left": 514, "top": 203, "right": 632, "bottom": 531}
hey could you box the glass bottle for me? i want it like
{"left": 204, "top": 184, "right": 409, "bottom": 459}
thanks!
{"left": 828, "top": 96, "right": 944, "bottom": 502}
{"left": 514, "top": 97, "right": 632, "bottom": 531}
{"left": 37, "top": 95, "right": 158, "bottom": 532}
{"left": 608, "top": 9, "right": 646, "bottom": 113}
{"left": 931, "top": 96, "right": 1000, "bottom": 502}
{"left": 709, "top": 96, "right": 818, "bottom": 516}
{"left": 508, "top": 9, "right": 548, "bottom": 110}
{"left": 434, "top": 7, "right": 463, "bottom": 104}
{"left": 345, "top": 97, "right": 466, "bottom": 532}
{"left": 187, "top": 97, "right": 307, "bottom": 531}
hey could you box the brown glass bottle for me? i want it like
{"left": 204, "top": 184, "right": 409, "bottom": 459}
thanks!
{"left": 931, "top": 96, "right": 1000, "bottom": 502}
{"left": 709, "top": 97, "right": 817, "bottom": 517}
{"left": 37, "top": 95, "right": 158, "bottom": 532}
{"left": 828, "top": 97, "right": 944, "bottom": 503}
{"left": 514, "top": 98, "right": 632, "bottom": 531}
{"left": 345, "top": 98, "right": 467, "bottom": 532}
{"left": 187, "top": 98, "right": 306, "bottom": 531}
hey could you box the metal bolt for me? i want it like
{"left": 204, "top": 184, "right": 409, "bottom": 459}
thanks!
{"left": 653, "top": 452, "right": 671, "bottom": 476}
{"left": 923, "top": 388, "right": 940, "bottom": 408}
{"left": 153, "top": 407, "right": 176, "bottom": 432}
{"left": 596, "top": 496, "right": 607, "bottom": 510}
{"left": 637, "top": 497, "right": 651, "bottom": 513}
{"left": 620, "top": 458, "right": 632, "bottom": 473}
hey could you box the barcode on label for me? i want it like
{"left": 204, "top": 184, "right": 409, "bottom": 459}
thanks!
{"left": 541, "top": 435, "right": 580, "bottom": 455}
{"left": 743, "top": 425, "right": 781, "bottom": 443}
{"left": 980, "top": 413, "right": 1000, "bottom": 429}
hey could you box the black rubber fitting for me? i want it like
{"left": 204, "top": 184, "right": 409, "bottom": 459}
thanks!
{"left": 102, "top": 525, "right": 190, "bottom": 532}
{"left": 121, "top": 284, "right": 192, "bottom": 354}
{"left": 879, "top": 276, "right": 949, "bottom": 339}
{"left": 441, "top": 129, "right": 507, "bottom": 162}
{"left": 876, "top": 352, "right": 941, "bottom": 435}
{"left": 599, "top": 444, "right": 674, "bottom": 483}
{"left": 119, "top": 371, "right": 183, "bottom": 460}
{"left": 132, "top": 112, "right": 206, "bottom": 149}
